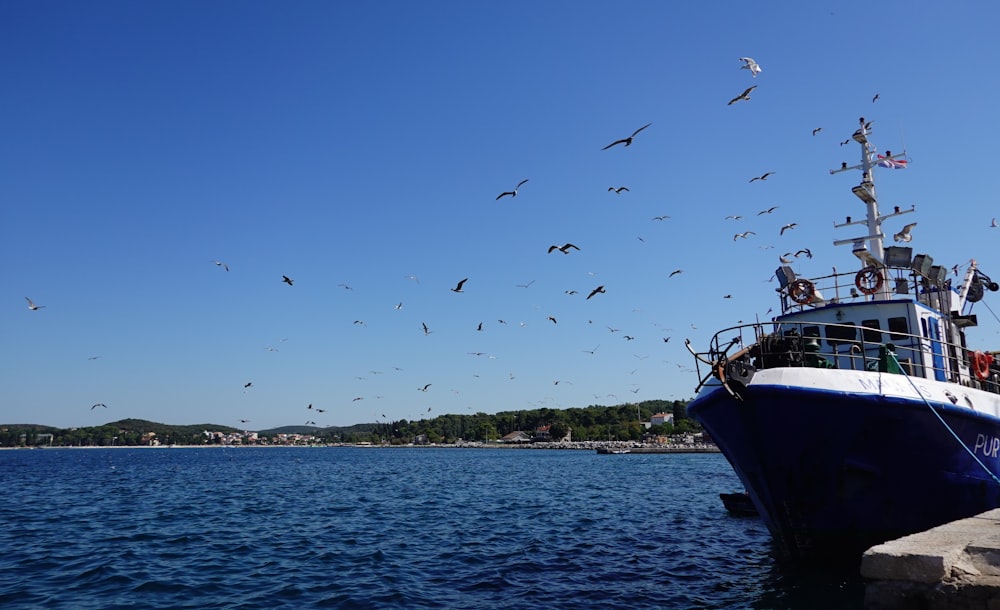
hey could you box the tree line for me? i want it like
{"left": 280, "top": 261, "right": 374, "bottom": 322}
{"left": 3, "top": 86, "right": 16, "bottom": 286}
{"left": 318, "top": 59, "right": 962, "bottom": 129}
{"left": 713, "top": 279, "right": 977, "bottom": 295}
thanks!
{"left": 1, "top": 400, "right": 697, "bottom": 447}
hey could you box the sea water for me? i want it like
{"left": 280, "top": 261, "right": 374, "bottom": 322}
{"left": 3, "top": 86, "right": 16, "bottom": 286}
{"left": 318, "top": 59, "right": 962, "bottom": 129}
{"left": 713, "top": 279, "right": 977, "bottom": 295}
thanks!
{"left": 0, "top": 447, "right": 864, "bottom": 609}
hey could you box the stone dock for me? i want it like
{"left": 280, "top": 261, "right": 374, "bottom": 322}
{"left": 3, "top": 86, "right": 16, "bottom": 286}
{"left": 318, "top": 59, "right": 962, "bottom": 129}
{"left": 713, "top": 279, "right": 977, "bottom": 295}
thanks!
{"left": 862, "top": 509, "right": 1000, "bottom": 609}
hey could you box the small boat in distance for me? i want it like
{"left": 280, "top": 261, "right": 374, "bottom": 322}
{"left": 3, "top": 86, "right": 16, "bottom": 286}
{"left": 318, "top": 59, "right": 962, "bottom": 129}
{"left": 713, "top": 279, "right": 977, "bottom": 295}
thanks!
{"left": 686, "top": 116, "right": 1000, "bottom": 562}
{"left": 596, "top": 447, "right": 630, "bottom": 454}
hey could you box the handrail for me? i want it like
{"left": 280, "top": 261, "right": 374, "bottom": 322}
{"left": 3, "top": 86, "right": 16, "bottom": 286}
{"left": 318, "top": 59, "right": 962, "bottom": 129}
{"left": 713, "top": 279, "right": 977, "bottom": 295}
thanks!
{"left": 690, "top": 320, "right": 998, "bottom": 396}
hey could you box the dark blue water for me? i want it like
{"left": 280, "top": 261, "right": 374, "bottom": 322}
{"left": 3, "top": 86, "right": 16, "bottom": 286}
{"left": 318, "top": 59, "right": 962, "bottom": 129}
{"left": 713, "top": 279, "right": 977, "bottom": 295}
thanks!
{"left": 0, "top": 448, "right": 863, "bottom": 609}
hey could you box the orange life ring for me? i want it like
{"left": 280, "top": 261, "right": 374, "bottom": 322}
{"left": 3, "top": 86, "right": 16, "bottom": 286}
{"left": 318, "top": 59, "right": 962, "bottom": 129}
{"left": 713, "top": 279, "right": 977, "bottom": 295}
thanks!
{"left": 971, "top": 350, "right": 994, "bottom": 380}
{"left": 855, "top": 266, "right": 884, "bottom": 295}
{"left": 789, "top": 279, "right": 815, "bottom": 305}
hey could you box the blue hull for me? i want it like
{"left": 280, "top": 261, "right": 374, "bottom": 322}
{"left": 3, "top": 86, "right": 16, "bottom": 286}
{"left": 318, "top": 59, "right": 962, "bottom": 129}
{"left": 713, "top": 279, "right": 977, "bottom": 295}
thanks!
{"left": 689, "top": 382, "right": 1000, "bottom": 561}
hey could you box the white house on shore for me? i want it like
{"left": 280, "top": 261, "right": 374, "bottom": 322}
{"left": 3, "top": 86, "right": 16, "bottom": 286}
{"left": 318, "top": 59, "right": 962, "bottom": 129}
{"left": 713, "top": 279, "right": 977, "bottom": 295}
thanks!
{"left": 650, "top": 412, "right": 674, "bottom": 426}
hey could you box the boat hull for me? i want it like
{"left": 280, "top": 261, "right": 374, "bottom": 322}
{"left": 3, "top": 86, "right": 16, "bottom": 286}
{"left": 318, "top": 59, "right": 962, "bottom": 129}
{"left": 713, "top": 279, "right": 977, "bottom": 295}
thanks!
{"left": 689, "top": 376, "right": 1000, "bottom": 561}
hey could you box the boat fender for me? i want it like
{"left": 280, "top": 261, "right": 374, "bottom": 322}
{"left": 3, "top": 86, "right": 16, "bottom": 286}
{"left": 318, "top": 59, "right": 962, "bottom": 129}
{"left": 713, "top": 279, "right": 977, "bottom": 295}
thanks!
{"left": 788, "top": 279, "right": 815, "bottom": 305}
{"left": 855, "top": 266, "right": 884, "bottom": 296}
{"left": 971, "top": 350, "right": 993, "bottom": 380}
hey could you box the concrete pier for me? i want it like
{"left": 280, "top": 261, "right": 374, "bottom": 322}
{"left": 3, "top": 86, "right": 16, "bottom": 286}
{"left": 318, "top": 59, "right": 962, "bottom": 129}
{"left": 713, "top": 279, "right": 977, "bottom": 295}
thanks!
{"left": 861, "top": 509, "right": 1000, "bottom": 609}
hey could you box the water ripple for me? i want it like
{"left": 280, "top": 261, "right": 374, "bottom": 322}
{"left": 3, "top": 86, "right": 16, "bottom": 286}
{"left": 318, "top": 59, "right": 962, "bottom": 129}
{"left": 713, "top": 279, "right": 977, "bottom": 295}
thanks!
{"left": 0, "top": 448, "right": 864, "bottom": 609}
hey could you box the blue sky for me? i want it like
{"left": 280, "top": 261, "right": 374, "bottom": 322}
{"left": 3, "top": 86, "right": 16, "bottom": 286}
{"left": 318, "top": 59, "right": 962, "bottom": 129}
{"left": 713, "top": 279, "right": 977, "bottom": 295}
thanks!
{"left": 5, "top": 1, "right": 1000, "bottom": 429}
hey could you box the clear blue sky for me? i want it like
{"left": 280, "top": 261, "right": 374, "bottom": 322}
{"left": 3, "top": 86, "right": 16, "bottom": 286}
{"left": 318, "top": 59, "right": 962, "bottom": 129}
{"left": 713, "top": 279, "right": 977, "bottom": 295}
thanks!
{"left": 5, "top": 1, "right": 1000, "bottom": 429}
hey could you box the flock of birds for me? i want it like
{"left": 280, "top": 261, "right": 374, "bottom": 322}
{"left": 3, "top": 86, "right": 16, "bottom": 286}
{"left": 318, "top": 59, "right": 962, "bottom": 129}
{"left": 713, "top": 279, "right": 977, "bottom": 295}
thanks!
{"left": 23, "top": 55, "right": 978, "bottom": 431}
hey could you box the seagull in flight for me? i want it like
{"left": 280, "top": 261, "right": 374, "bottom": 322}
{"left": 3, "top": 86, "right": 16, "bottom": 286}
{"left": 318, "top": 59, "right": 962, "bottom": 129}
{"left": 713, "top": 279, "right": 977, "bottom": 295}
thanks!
{"left": 608, "top": 186, "right": 630, "bottom": 194}
{"left": 547, "top": 243, "right": 580, "bottom": 254}
{"left": 749, "top": 172, "right": 774, "bottom": 183}
{"left": 733, "top": 231, "right": 756, "bottom": 241}
{"left": 496, "top": 179, "right": 529, "bottom": 200}
{"left": 725, "top": 215, "right": 743, "bottom": 220}
{"left": 212, "top": 260, "right": 229, "bottom": 271}
{"left": 422, "top": 322, "right": 432, "bottom": 335}
{"left": 728, "top": 85, "right": 757, "bottom": 105}
{"left": 795, "top": 248, "right": 813, "bottom": 259}
{"left": 812, "top": 128, "right": 823, "bottom": 136}
{"left": 780, "top": 223, "right": 798, "bottom": 235}
{"left": 451, "top": 278, "right": 468, "bottom": 293}
{"left": 91, "top": 403, "right": 107, "bottom": 410}
{"left": 669, "top": 269, "right": 683, "bottom": 277}
{"left": 586, "top": 285, "right": 606, "bottom": 300}
{"left": 894, "top": 222, "right": 917, "bottom": 242}
{"left": 25, "top": 297, "right": 45, "bottom": 310}
{"left": 757, "top": 206, "right": 779, "bottom": 215}
{"left": 418, "top": 384, "right": 432, "bottom": 392}
{"left": 872, "top": 93, "right": 880, "bottom": 103}
{"left": 282, "top": 275, "right": 294, "bottom": 286}
{"left": 738, "top": 57, "right": 761, "bottom": 77}
{"left": 652, "top": 215, "right": 671, "bottom": 221}
{"left": 602, "top": 123, "right": 652, "bottom": 150}
{"left": 991, "top": 218, "right": 998, "bottom": 228}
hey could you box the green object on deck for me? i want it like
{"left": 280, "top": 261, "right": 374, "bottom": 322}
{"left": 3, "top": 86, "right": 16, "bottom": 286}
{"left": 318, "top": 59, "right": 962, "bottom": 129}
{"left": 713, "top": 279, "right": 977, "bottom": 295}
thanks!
{"left": 879, "top": 344, "right": 902, "bottom": 374}
{"left": 804, "top": 338, "right": 836, "bottom": 369}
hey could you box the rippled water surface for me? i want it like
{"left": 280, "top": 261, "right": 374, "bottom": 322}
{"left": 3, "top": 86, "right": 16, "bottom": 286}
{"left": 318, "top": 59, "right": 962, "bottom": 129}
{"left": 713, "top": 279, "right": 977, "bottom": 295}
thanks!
{"left": 0, "top": 448, "right": 863, "bottom": 608}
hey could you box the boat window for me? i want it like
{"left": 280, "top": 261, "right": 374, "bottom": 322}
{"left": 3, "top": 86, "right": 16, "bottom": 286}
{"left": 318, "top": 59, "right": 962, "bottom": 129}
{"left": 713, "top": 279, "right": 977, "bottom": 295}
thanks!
{"left": 887, "top": 316, "right": 909, "bottom": 341}
{"left": 803, "top": 326, "right": 820, "bottom": 339}
{"left": 861, "top": 319, "right": 882, "bottom": 344}
{"left": 825, "top": 323, "right": 857, "bottom": 346}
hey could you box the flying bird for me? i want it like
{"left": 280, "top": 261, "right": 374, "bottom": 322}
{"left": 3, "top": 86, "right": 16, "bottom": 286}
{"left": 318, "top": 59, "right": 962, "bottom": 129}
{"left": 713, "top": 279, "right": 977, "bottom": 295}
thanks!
{"left": 422, "top": 322, "right": 431, "bottom": 335}
{"left": 418, "top": 384, "right": 431, "bottom": 392}
{"left": 991, "top": 218, "right": 998, "bottom": 228}
{"left": 547, "top": 243, "right": 580, "bottom": 254}
{"left": 652, "top": 215, "right": 671, "bottom": 221}
{"left": 451, "top": 278, "right": 468, "bottom": 293}
{"left": 586, "top": 285, "right": 606, "bottom": 300}
{"left": 872, "top": 93, "right": 880, "bottom": 103}
{"left": 25, "top": 297, "right": 45, "bottom": 310}
{"left": 780, "top": 223, "right": 798, "bottom": 235}
{"left": 602, "top": 123, "right": 652, "bottom": 150}
{"left": 812, "top": 128, "right": 823, "bottom": 136}
{"left": 749, "top": 172, "right": 774, "bottom": 183}
{"left": 757, "top": 206, "right": 779, "bottom": 215}
{"left": 282, "top": 275, "right": 294, "bottom": 286}
{"left": 795, "top": 248, "right": 813, "bottom": 259}
{"left": 90, "top": 403, "right": 107, "bottom": 410}
{"left": 547, "top": 316, "right": 557, "bottom": 324}
{"left": 733, "top": 231, "right": 756, "bottom": 240}
{"left": 496, "top": 179, "right": 529, "bottom": 200}
{"left": 728, "top": 85, "right": 757, "bottom": 105}
{"left": 779, "top": 254, "right": 793, "bottom": 264}
{"left": 212, "top": 260, "right": 229, "bottom": 271}
{"left": 669, "top": 269, "right": 683, "bottom": 277}
{"left": 725, "top": 215, "right": 743, "bottom": 220}
{"left": 893, "top": 222, "right": 917, "bottom": 243}
{"left": 244, "top": 382, "right": 253, "bottom": 389}
{"left": 608, "top": 186, "right": 630, "bottom": 194}
{"left": 738, "top": 57, "right": 761, "bottom": 77}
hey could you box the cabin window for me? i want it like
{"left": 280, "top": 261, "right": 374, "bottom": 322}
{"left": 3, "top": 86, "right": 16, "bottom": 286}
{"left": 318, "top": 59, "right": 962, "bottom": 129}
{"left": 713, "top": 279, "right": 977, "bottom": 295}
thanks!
{"left": 887, "top": 316, "right": 909, "bottom": 341}
{"left": 861, "top": 319, "right": 882, "bottom": 344}
{"left": 803, "top": 325, "right": 821, "bottom": 339}
{"left": 825, "top": 323, "right": 858, "bottom": 346}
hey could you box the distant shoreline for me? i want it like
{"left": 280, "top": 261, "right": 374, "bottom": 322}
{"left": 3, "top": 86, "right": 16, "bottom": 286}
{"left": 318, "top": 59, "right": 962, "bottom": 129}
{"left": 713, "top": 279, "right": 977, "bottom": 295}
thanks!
{"left": 2, "top": 442, "right": 720, "bottom": 453}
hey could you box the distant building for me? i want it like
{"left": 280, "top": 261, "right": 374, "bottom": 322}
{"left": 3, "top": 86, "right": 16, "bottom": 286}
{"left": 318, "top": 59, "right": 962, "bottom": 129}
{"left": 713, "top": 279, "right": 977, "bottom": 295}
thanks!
{"left": 533, "top": 425, "right": 552, "bottom": 442}
{"left": 500, "top": 431, "right": 531, "bottom": 444}
{"left": 651, "top": 412, "right": 675, "bottom": 426}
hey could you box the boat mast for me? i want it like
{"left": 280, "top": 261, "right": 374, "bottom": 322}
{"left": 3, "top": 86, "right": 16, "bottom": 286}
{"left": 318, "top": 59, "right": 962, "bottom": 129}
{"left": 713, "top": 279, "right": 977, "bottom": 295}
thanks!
{"left": 830, "top": 117, "right": 913, "bottom": 299}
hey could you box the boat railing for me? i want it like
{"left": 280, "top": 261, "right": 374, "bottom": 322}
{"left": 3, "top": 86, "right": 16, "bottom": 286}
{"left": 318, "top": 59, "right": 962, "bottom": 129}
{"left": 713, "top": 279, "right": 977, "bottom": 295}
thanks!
{"left": 777, "top": 262, "right": 954, "bottom": 313}
{"left": 689, "top": 321, "right": 1000, "bottom": 397}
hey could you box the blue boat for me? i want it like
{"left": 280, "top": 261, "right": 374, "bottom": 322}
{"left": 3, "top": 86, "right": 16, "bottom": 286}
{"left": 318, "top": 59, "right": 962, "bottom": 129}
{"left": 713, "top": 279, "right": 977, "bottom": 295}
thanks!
{"left": 686, "top": 117, "right": 1000, "bottom": 562}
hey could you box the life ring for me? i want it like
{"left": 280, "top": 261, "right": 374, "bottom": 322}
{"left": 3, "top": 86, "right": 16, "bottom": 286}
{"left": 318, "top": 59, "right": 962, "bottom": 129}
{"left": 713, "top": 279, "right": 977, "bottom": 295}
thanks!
{"left": 788, "top": 279, "right": 815, "bottom": 305}
{"left": 855, "top": 266, "right": 884, "bottom": 295}
{"left": 971, "top": 350, "right": 994, "bottom": 380}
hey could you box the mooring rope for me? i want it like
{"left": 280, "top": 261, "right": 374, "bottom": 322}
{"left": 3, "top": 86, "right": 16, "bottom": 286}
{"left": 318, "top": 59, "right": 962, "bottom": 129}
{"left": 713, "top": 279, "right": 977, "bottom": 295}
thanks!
{"left": 889, "top": 351, "right": 1000, "bottom": 487}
